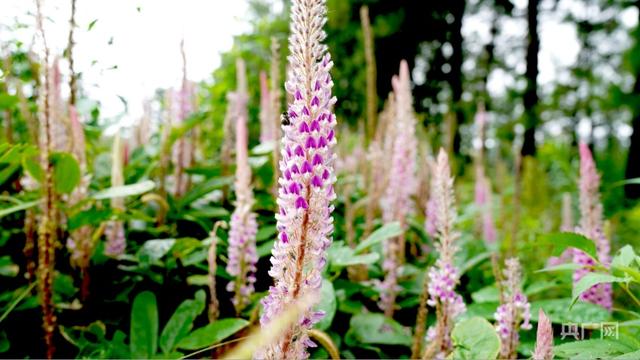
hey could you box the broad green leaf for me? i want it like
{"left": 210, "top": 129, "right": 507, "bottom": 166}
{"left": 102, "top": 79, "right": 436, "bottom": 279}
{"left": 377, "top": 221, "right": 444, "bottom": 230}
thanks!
{"left": 328, "top": 244, "right": 379, "bottom": 268}
{"left": 93, "top": 180, "right": 155, "bottom": 200}
{"left": 256, "top": 226, "right": 277, "bottom": 242}
{"left": 0, "top": 200, "right": 39, "bottom": 219}
{"left": 347, "top": 313, "right": 412, "bottom": 347}
{"left": 572, "top": 273, "right": 629, "bottom": 307}
{"left": 537, "top": 263, "right": 583, "bottom": 273}
{"left": 538, "top": 232, "right": 598, "bottom": 260}
{"left": 51, "top": 152, "right": 81, "bottom": 194}
{"left": 137, "top": 239, "right": 177, "bottom": 262}
{"left": 612, "top": 245, "right": 637, "bottom": 269}
{"left": 257, "top": 240, "right": 275, "bottom": 258}
{"left": 614, "top": 349, "right": 640, "bottom": 360}
{"left": 130, "top": 291, "right": 159, "bottom": 359}
{"left": 471, "top": 285, "right": 499, "bottom": 303}
{"left": 159, "top": 290, "right": 206, "bottom": 353}
{"left": 314, "top": 280, "right": 336, "bottom": 331}
{"left": 449, "top": 317, "right": 500, "bottom": 360}
{"left": 22, "top": 156, "right": 43, "bottom": 182}
{"left": 354, "top": 222, "right": 402, "bottom": 253}
{"left": 530, "top": 299, "right": 610, "bottom": 324}
{"left": 177, "top": 318, "right": 249, "bottom": 350}
{"left": 554, "top": 339, "right": 633, "bottom": 359}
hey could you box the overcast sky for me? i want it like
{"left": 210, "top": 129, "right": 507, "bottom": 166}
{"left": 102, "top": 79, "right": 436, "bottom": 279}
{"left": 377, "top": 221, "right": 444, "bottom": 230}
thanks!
{"left": 1, "top": 0, "right": 251, "bottom": 125}
{"left": 1, "top": 0, "right": 638, "bottom": 134}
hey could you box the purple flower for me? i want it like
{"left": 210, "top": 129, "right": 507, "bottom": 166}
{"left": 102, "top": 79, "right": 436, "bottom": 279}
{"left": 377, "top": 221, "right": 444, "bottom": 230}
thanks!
{"left": 258, "top": 0, "right": 337, "bottom": 358}
{"left": 573, "top": 143, "right": 612, "bottom": 310}
{"left": 226, "top": 111, "right": 259, "bottom": 313}
{"left": 495, "top": 258, "right": 532, "bottom": 359}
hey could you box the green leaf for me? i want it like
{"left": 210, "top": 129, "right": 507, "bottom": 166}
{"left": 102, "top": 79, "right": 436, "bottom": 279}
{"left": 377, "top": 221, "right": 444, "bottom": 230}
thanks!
{"left": 572, "top": 273, "right": 629, "bottom": 307}
{"left": 448, "top": 317, "right": 500, "bottom": 360}
{"left": 328, "top": 243, "right": 380, "bottom": 268}
{"left": 159, "top": 291, "right": 206, "bottom": 353}
{"left": 93, "top": 180, "right": 155, "bottom": 200}
{"left": 87, "top": 19, "right": 98, "bottom": 30}
{"left": 537, "top": 263, "right": 583, "bottom": 273}
{"left": 51, "top": 152, "right": 81, "bottom": 194}
{"left": 613, "top": 349, "right": 640, "bottom": 360}
{"left": 347, "top": 313, "right": 412, "bottom": 347}
{"left": 471, "top": 285, "right": 499, "bottom": 303}
{"left": 130, "top": 291, "right": 159, "bottom": 359}
{"left": 0, "top": 200, "right": 39, "bottom": 219}
{"left": 257, "top": 240, "right": 275, "bottom": 258}
{"left": 354, "top": 222, "right": 402, "bottom": 253}
{"left": 177, "top": 318, "right": 249, "bottom": 350}
{"left": 22, "top": 155, "right": 43, "bottom": 182}
{"left": 314, "top": 280, "right": 336, "bottom": 331}
{"left": 554, "top": 339, "right": 633, "bottom": 359}
{"left": 538, "top": 232, "right": 598, "bottom": 260}
{"left": 0, "top": 331, "right": 9, "bottom": 353}
{"left": 530, "top": 299, "right": 611, "bottom": 324}
{"left": 137, "top": 239, "right": 177, "bottom": 262}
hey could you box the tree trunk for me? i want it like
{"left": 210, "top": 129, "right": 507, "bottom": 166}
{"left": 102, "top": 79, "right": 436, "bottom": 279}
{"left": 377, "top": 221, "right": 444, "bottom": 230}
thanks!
{"left": 625, "top": 2, "right": 640, "bottom": 200}
{"left": 450, "top": 0, "right": 466, "bottom": 155}
{"left": 522, "top": 0, "right": 539, "bottom": 157}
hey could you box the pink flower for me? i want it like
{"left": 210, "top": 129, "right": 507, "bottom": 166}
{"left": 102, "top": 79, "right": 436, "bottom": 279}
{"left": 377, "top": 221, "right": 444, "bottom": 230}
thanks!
{"left": 573, "top": 143, "right": 612, "bottom": 310}
{"left": 533, "top": 309, "right": 554, "bottom": 360}
{"left": 258, "top": 0, "right": 337, "bottom": 358}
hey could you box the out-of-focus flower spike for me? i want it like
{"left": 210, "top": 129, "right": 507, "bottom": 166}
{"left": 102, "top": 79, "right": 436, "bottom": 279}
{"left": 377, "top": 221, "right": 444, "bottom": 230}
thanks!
{"left": 226, "top": 105, "right": 259, "bottom": 314}
{"left": 532, "top": 309, "right": 553, "bottom": 360}
{"left": 105, "top": 132, "right": 126, "bottom": 256}
{"left": 378, "top": 60, "right": 418, "bottom": 317}
{"left": 573, "top": 143, "right": 612, "bottom": 310}
{"left": 259, "top": 71, "right": 274, "bottom": 143}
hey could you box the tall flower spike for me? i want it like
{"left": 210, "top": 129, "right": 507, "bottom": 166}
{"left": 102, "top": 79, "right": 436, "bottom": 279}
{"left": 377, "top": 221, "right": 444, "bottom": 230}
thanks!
{"left": 573, "top": 143, "right": 612, "bottom": 310}
{"left": 495, "top": 257, "right": 532, "bottom": 360}
{"left": 226, "top": 107, "right": 259, "bottom": 314}
{"left": 173, "top": 42, "right": 194, "bottom": 197}
{"left": 532, "top": 309, "right": 553, "bottom": 360}
{"left": 259, "top": 71, "right": 274, "bottom": 143}
{"left": 258, "top": 0, "right": 337, "bottom": 358}
{"left": 67, "top": 107, "right": 93, "bottom": 270}
{"left": 424, "top": 149, "right": 465, "bottom": 358}
{"left": 35, "top": 1, "right": 58, "bottom": 355}
{"left": 105, "top": 133, "right": 126, "bottom": 256}
{"left": 378, "top": 60, "right": 418, "bottom": 316}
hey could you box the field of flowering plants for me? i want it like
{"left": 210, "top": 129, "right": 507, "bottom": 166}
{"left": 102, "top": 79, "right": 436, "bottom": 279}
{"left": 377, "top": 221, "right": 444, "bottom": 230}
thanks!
{"left": 1, "top": 0, "right": 640, "bottom": 359}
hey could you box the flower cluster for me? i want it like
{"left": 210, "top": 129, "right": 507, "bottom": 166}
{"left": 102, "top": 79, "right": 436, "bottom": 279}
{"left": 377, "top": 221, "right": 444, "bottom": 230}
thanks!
{"left": 258, "top": 0, "right": 337, "bottom": 358}
{"left": 495, "top": 258, "right": 532, "bottom": 359}
{"left": 573, "top": 143, "right": 612, "bottom": 310}
{"left": 378, "top": 60, "right": 417, "bottom": 316}
{"left": 424, "top": 149, "right": 465, "bottom": 357}
{"left": 226, "top": 103, "right": 259, "bottom": 314}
